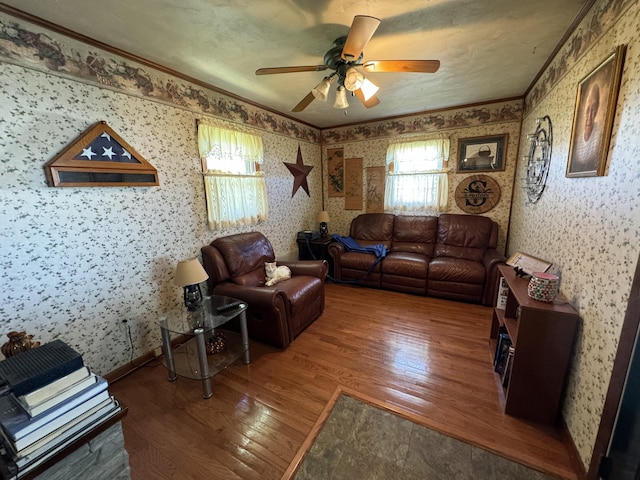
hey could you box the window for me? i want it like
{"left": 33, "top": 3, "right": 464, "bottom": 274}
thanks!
{"left": 197, "top": 121, "right": 268, "bottom": 230}
{"left": 384, "top": 138, "right": 450, "bottom": 213}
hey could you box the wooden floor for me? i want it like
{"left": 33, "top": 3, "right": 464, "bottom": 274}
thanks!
{"left": 109, "top": 284, "right": 581, "bottom": 480}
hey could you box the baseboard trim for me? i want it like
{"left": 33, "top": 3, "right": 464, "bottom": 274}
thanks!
{"left": 105, "top": 334, "right": 189, "bottom": 384}
{"left": 561, "top": 416, "right": 587, "bottom": 479}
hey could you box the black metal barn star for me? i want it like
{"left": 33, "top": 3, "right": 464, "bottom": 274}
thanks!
{"left": 284, "top": 145, "right": 313, "bottom": 197}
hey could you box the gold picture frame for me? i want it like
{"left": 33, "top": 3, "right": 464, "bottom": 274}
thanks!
{"left": 506, "top": 252, "right": 552, "bottom": 276}
{"left": 566, "top": 45, "right": 626, "bottom": 177}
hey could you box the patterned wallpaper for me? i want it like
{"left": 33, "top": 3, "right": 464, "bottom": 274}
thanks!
{"left": 322, "top": 100, "right": 523, "bottom": 255}
{"left": 0, "top": 11, "right": 320, "bottom": 145}
{"left": 510, "top": 0, "right": 640, "bottom": 468}
{"left": 0, "top": 59, "right": 322, "bottom": 374}
{"left": 3, "top": 3, "right": 637, "bottom": 470}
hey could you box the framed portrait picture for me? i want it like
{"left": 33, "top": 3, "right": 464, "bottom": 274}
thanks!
{"left": 457, "top": 134, "right": 508, "bottom": 172}
{"left": 567, "top": 45, "right": 626, "bottom": 177}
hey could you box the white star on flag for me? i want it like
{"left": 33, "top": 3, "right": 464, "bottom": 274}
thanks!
{"left": 101, "top": 132, "right": 111, "bottom": 142}
{"left": 122, "top": 149, "right": 132, "bottom": 159}
{"left": 102, "top": 147, "right": 116, "bottom": 160}
{"left": 81, "top": 147, "right": 95, "bottom": 159}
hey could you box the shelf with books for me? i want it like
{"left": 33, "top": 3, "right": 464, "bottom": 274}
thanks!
{"left": 0, "top": 340, "right": 129, "bottom": 480}
{"left": 489, "top": 264, "right": 580, "bottom": 425}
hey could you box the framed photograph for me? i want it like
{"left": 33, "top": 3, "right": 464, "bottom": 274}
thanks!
{"left": 506, "top": 252, "right": 552, "bottom": 276}
{"left": 457, "top": 134, "right": 508, "bottom": 172}
{"left": 567, "top": 45, "right": 626, "bottom": 177}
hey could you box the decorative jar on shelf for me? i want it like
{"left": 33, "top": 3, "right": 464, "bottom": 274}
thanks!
{"left": 527, "top": 272, "right": 560, "bottom": 302}
{"left": 1, "top": 331, "right": 39, "bottom": 358}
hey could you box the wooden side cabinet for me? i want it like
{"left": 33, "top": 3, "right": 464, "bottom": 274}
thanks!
{"left": 489, "top": 264, "right": 579, "bottom": 425}
{"left": 297, "top": 236, "right": 333, "bottom": 277}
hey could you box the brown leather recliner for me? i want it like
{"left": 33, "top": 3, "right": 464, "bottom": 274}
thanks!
{"left": 201, "top": 232, "right": 328, "bottom": 348}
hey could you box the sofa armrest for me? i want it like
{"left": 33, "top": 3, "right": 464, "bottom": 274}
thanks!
{"left": 327, "top": 242, "right": 345, "bottom": 280}
{"left": 482, "top": 249, "right": 507, "bottom": 306}
{"left": 279, "top": 260, "right": 328, "bottom": 280}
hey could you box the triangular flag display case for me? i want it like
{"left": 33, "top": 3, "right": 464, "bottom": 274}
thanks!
{"left": 45, "top": 121, "right": 159, "bottom": 187}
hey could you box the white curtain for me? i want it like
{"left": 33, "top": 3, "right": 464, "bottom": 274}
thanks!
{"left": 384, "top": 138, "right": 450, "bottom": 213}
{"left": 197, "top": 122, "right": 268, "bottom": 230}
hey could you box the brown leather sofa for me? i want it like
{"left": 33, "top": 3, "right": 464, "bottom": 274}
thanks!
{"left": 328, "top": 213, "right": 506, "bottom": 305}
{"left": 201, "top": 232, "right": 328, "bottom": 348}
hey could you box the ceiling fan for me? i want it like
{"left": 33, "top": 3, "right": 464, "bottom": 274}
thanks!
{"left": 255, "top": 15, "right": 440, "bottom": 113}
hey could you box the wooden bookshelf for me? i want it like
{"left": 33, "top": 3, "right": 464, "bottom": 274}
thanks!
{"left": 0, "top": 402, "right": 127, "bottom": 480}
{"left": 490, "top": 264, "right": 579, "bottom": 425}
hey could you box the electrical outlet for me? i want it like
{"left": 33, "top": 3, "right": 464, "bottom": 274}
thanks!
{"left": 153, "top": 346, "right": 163, "bottom": 358}
{"left": 118, "top": 319, "right": 128, "bottom": 334}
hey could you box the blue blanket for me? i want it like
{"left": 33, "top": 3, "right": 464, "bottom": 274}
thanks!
{"left": 331, "top": 234, "right": 388, "bottom": 260}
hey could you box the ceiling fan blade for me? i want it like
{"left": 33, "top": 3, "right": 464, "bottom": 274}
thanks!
{"left": 256, "top": 65, "right": 328, "bottom": 75}
{"left": 354, "top": 89, "right": 380, "bottom": 108}
{"left": 363, "top": 60, "right": 441, "bottom": 73}
{"left": 292, "top": 92, "right": 315, "bottom": 112}
{"left": 341, "top": 15, "right": 381, "bottom": 61}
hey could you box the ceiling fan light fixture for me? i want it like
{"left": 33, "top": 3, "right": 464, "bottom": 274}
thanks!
{"left": 344, "top": 67, "right": 364, "bottom": 91}
{"left": 360, "top": 78, "right": 379, "bottom": 101}
{"left": 333, "top": 86, "right": 349, "bottom": 109}
{"left": 311, "top": 77, "right": 332, "bottom": 101}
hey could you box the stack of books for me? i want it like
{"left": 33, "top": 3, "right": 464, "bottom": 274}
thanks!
{"left": 0, "top": 340, "right": 121, "bottom": 476}
{"left": 494, "top": 332, "right": 515, "bottom": 387}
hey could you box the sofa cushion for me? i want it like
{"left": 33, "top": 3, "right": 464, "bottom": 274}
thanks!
{"left": 391, "top": 215, "right": 437, "bottom": 256}
{"left": 428, "top": 257, "right": 486, "bottom": 284}
{"left": 434, "top": 214, "right": 494, "bottom": 262}
{"left": 213, "top": 232, "right": 275, "bottom": 277}
{"left": 233, "top": 269, "right": 265, "bottom": 287}
{"left": 350, "top": 213, "right": 394, "bottom": 248}
{"left": 381, "top": 252, "right": 429, "bottom": 279}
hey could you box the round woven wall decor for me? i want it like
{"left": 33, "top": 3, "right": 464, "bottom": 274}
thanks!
{"left": 454, "top": 175, "right": 501, "bottom": 214}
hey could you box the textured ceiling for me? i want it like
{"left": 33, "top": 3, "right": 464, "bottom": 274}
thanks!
{"left": 2, "top": 0, "right": 589, "bottom": 128}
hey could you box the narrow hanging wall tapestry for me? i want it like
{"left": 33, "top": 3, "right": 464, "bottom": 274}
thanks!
{"left": 326, "top": 147, "right": 344, "bottom": 197}
{"left": 344, "top": 157, "right": 363, "bottom": 210}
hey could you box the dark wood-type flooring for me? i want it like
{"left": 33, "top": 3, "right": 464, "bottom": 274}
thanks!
{"left": 109, "top": 283, "right": 581, "bottom": 480}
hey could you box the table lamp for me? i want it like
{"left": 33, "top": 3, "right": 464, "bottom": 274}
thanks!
{"left": 317, "top": 211, "right": 330, "bottom": 237}
{"left": 174, "top": 258, "right": 209, "bottom": 311}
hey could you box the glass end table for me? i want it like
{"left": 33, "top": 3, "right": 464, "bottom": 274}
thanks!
{"left": 158, "top": 295, "right": 250, "bottom": 399}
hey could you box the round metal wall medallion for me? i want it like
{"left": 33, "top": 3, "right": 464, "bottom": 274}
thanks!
{"left": 454, "top": 175, "right": 501, "bottom": 214}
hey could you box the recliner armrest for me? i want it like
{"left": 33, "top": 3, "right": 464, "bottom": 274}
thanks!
{"left": 212, "top": 283, "right": 288, "bottom": 309}
{"left": 279, "top": 260, "right": 328, "bottom": 280}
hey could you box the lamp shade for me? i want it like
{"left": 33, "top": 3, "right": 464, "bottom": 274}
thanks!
{"left": 360, "top": 78, "right": 379, "bottom": 101}
{"left": 344, "top": 67, "right": 364, "bottom": 91}
{"left": 317, "top": 211, "right": 330, "bottom": 223}
{"left": 333, "top": 86, "right": 349, "bottom": 109}
{"left": 174, "top": 258, "right": 209, "bottom": 286}
{"left": 312, "top": 77, "right": 332, "bottom": 102}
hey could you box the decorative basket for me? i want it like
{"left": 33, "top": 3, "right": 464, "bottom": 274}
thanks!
{"left": 527, "top": 272, "right": 559, "bottom": 302}
{"left": 206, "top": 332, "right": 226, "bottom": 355}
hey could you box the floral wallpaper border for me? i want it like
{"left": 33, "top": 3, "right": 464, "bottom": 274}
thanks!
{"left": 524, "top": 0, "right": 635, "bottom": 114}
{"left": 0, "top": 11, "right": 321, "bottom": 144}
{"left": 321, "top": 100, "right": 523, "bottom": 144}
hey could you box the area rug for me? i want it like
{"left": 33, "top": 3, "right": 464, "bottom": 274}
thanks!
{"left": 282, "top": 388, "right": 559, "bottom": 480}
